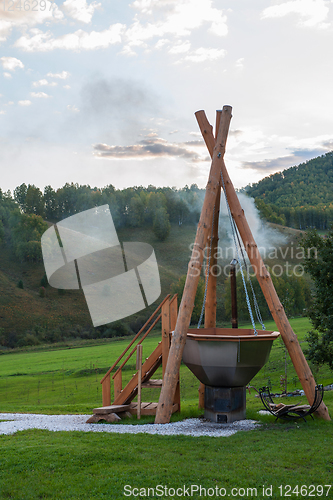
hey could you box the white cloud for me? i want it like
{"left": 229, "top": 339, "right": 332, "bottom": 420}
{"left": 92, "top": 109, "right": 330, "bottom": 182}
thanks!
{"left": 63, "top": 85, "right": 71, "bottom": 89}
{"left": 132, "top": 0, "right": 228, "bottom": 36}
{"left": 67, "top": 104, "right": 80, "bottom": 112}
{"left": 0, "top": 19, "right": 12, "bottom": 43}
{"left": 18, "top": 100, "right": 32, "bottom": 106}
{"left": 14, "top": 23, "right": 125, "bottom": 51}
{"left": 168, "top": 41, "right": 191, "bottom": 54}
{"left": 32, "top": 79, "right": 57, "bottom": 87}
{"left": 47, "top": 71, "right": 70, "bottom": 79}
{"left": 261, "top": 0, "right": 330, "bottom": 28}
{"left": 0, "top": 56, "right": 24, "bottom": 71}
{"left": 62, "top": 0, "right": 101, "bottom": 23}
{"left": 0, "top": 110, "right": 5, "bottom": 115}
{"left": 3, "top": 72, "right": 12, "bottom": 79}
{"left": 124, "top": 0, "right": 228, "bottom": 53}
{"left": 182, "top": 47, "right": 226, "bottom": 63}
{"left": 235, "top": 57, "right": 244, "bottom": 70}
{"left": 31, "top": 92, "right": 51, "bottom": 98}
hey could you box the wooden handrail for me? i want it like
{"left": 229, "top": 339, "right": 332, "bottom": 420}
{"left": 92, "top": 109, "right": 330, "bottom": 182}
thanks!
{"left": 112, "top": 312, "right": 162, "bottom": 379}
{"left": 100, "top": 294, "right": 171, "bottom": 384}
{"left": 112, "top": 295, "right": 177, "bottom": 379}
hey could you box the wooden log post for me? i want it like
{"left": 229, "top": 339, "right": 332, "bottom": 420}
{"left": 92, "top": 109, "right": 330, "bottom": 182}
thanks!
{"left": 113, "top": 370, "right": 122, "bottom": 401}
{"left": 204, "top": 109, "right": 222, "bottom": 328}
{"left": 199, "top": 110, "right": 222, "bottom": 409}
{"left": 102, "top": 375, "right": 111, "bottom": 407}
{"left": 195, "top": 110, "right": 330, "bottom": 421}
{"left": 155, "top": 105, "right": 233, "bottom": 424}
{"left": 136, "top": 344, "right": 143, "bottom": 420}
{"left": 170, "top": 296, "right": 181, "bottom": 412}
{"left": 162, "top": 300, "right": 170, "bottom": 378}
{"left": 199, "top": 188, "right": 221, "bottom": 410}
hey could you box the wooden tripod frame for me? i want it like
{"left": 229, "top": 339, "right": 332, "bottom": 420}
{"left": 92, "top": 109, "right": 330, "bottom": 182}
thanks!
{"left": 155, "top": 106, "right": 330, "bottom": 424}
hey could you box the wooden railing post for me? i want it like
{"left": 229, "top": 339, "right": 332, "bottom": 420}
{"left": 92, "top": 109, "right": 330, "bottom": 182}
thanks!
{"left": 114, "top": 370, "right": 122, "bottom": 400}
{"left": 162, "top": 300, "right": 170, "bottom": 377}
{"left": 102, "top": 375, "right": 111, "bottom": 407}
{"left": 169, "top": 296, "right": 180, "bottom": 412}
{"left": 136, "top": 345, "right": 143, "bottom": 420}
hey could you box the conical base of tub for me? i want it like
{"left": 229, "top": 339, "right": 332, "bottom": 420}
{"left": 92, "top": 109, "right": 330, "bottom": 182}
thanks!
{"left": 182, "top": 328, "right": 280, "bottom": 387}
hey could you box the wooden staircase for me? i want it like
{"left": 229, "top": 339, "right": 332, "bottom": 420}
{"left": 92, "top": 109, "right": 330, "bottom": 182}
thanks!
{"left": 87, "top": 294, "right": 180, "bottom": 423}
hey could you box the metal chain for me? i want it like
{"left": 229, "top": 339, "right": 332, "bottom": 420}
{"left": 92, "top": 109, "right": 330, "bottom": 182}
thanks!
{"left": 197, "top": 205, "right": 215, "bottom": 329}
{"left": 248, "top": 277, "right": 266, "bottom": 330}
{"left": 219, "top": 168, "right": 258, "bottom": 335}
{"left": 232, "top": 216, "right": 266, "bottom": 330}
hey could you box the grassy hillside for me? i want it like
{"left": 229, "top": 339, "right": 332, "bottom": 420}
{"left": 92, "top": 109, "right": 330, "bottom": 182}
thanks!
{"left": 0, "top": 218, "right": 311, "bottom": 348}
{"left": 0, "top": 223, "right": 198, "bottom": 342}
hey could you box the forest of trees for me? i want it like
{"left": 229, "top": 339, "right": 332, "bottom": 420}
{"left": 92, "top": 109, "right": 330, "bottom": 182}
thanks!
{"left": 11, "top": 182, "right": 204, "bottom": 227}
{"left": 0, "top": 177, "right": 319, "bottom": 348}
{"left": 2, "top": 148, "right": 333, "bottom": 260}
{"left": 0, "top": 183, "right": 205, "bottom": 262}
{"left": 246, "top": 151, "right": 333, "bottom": 229}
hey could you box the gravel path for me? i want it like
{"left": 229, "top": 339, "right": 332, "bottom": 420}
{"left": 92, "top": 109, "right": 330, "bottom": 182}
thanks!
{"left": 0, "top": 413, "right": 259, "bottom": 437}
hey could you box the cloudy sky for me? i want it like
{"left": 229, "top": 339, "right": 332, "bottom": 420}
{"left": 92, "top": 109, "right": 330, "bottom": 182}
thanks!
{"left": 1, "top": 0, "right": 333, "bottom": 193}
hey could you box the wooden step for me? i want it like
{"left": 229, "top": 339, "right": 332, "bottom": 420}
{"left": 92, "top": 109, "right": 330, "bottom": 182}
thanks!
{"left": 93, "top": 404, "right": 131, "bottom": 415}
{"left": 142, "top": 379, "right": 163, "bottom": 388}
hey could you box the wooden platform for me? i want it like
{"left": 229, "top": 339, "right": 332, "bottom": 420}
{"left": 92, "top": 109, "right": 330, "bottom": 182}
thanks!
{"left": 93, "top": 404, "right": 131, "bottom": 415}
{"left": 86, "top": 402, "right": 178, "bottom": 423}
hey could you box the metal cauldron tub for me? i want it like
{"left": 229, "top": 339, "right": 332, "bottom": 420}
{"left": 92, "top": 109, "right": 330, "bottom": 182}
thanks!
{"left": 182, "top": 328, "right": 280, "bottom": 387}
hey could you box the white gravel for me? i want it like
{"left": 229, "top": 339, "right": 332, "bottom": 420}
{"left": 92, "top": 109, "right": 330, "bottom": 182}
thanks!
{"left": 0, "top": 413, "right": 260, "bottom": 437}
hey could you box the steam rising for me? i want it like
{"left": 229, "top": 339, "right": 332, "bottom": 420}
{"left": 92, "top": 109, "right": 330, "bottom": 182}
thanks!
{"left": 223, "top": 193, "right": 287, "bottom": 250}
{"left": 189, "top": 190, "right": 287, "bottom": 260}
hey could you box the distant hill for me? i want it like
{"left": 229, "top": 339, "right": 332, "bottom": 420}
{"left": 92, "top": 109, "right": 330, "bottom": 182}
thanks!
{"left": 245, "top": 151, "right": 333, "bottom": 229}
{"left": 0, "top": 178, "right": 314, "bottom": 349}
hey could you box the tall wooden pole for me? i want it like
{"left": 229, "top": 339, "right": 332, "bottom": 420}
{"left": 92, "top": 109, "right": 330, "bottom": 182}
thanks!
{"left": 204, "top": 110, "right": 222, "bottom": 328}
{"left": 198, "top": 111, "right": 222, "bottom": 409}
{"left": 136, "top": 344, "right": 142, "bottom": 420}
{"left": 155, "top": 106, "right": 233, "bottom": 424}
{"left": 195, "top": 110, "right": 330, "bottom": 421}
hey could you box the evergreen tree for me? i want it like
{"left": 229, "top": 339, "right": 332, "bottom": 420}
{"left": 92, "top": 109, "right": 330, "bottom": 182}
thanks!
{"left": 301, "top": 228, "right": 333, "bottom": 369}
{"left": 152, "top": 206, "right": 171, "bottom": 241}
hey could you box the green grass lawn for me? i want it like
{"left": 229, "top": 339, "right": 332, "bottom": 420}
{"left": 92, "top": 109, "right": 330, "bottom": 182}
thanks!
{"left": 0, "top": 420, "right": 332, "bottom": 499}
{"left": 1, "top": 317, "right": 333, "bottom": 499}
{"left": 0, "top": 317, "right": 332, "bottom": 415}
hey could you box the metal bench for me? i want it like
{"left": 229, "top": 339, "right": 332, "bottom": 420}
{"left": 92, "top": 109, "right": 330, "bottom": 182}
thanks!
{"left": 258, "top": 385, "right": 324, "bottom": 422}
